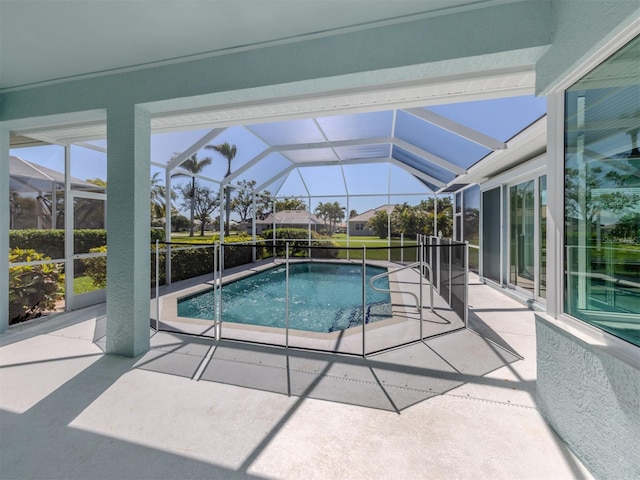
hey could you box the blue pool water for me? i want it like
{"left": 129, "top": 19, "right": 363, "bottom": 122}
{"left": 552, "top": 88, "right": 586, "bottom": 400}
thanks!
{"left": 177, "top": 262, "right": 392, "bottom": 333}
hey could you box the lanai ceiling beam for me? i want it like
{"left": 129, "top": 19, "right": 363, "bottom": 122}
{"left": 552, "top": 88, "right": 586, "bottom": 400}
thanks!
{"left": 220, "top": 147, "right": 277, "bottom": 187}
{"left": 167, "top": 127, "right": 226, "bottom": 171}
{"left": 392, "top": 138, "right": 467, "bottom": 175}
{"left": 254, "top": 165, "right": 296, "bottom": 194}
{"left": 388, "top": 158, "right": 445, "bottom": 188}
{"left": 74, "top": 142, "right": 107, "bottom": 153}
{"left": 273, "top": 136, "right": 392, "bottom": 151}
{"left": 403, "top": 107, "right": 507, "bottom": 150}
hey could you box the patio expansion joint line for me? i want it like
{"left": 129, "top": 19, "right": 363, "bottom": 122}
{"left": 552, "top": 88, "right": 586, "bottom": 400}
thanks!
{"left": 46, "top": 331, "right": 100, "bottom": 342}
{"left": 191, "top": 344, "right": 217, "bottom": 381}
{"left": 443, "top": 392, "right": 537, "bottom": 410}
{"left": 208, "top": 356, "right": 447, "bottom": 394}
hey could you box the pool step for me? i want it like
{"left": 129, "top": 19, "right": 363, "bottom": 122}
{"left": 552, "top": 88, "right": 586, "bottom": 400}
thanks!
{"left": 328, "top": 302, "right": 392, "bottom": 332}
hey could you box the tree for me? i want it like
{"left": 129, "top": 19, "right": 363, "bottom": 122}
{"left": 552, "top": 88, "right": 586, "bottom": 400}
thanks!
{"left": 171, "top": 153, "right": 212, "bottom": 236}
{"left": 232, "top": 180, "right": 272, "bottom": 224}
{"left": 349, "top": 209, "right": 358, "bottom": 219}
{"left": 150, "top": 171, "right": 175, "bottom": 225}
{"left": 171, "top": 213, "right": 191, "bottom": 232}
{"left": 416, "top": 197, "right": 453, "bottom": 237}
{"left": 206, "top": 142, "right": 237, "bottom": 235}
{"left": 177, "top": 183, "right": 220, "bottom": 236}
{"left": 275, "top": 197, "right": 306, "bottom": 211}
{"left": 565, "top": 166, "right": 640, "bottom": 227}
{"left": 315, "top": 201, "right": 345, "bottom": 235}
{"left": 86, "top": 178, "right": 107, "bottom": 189}
{"left": 391, "top": 203, "right": 416, "bottom": 235}
{"left": 368, "top": 210, "right": 389, "bottom": 239}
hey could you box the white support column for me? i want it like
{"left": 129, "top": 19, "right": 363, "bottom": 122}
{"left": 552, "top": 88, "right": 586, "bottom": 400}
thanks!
{"left": 0, "top": 127, "right": 9, "bottom": 333}
{"left": 251, "top": 191, "right": 257, "bottom": 262}
{"left": 105, "top": 104, "right": 151, "bottom": 357}
{"left": 433, "top": 193, "right": 438, "bottom": 236}
{"left": 307, "top": 195, "right": 311, "bottom": 244}
{"left": 64, "top": 145, "right": 74, "bottom": 310}
{"left": 219, "top": 188, "right": 225, "bottom": 243}
{"left": 545, "top": 92, "right": 566, "bottom": 319}
{"left": 164, "top": 169, "right": 172, "bottom": 284}
{"left": 501, "top": 184, "right": 507, "bottom": 286}
{"left": 272, "top": 199, "right": 276, "bottom": 239}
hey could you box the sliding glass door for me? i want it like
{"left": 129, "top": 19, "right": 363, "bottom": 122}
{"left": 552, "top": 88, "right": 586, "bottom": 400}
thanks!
{"left": 509, "top": 181, "right": 535, "bottom": 294}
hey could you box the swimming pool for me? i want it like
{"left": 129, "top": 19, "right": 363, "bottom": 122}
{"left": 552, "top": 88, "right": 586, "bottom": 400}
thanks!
{"left": 177, "top": 262, "right": 392, "bottom": 333}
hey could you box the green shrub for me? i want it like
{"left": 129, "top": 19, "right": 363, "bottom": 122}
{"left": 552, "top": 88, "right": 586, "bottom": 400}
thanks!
{"left": 9, "top": 248, "right": 65, "bottom": 324}
{"left": 259, "top": 228, "right": 339, "bottom": 258}
{"left": 150, "top": 229, "right": 165, "bottom": 243}
{"left": 82, "top": 246, "right": 108, "bottom": 288}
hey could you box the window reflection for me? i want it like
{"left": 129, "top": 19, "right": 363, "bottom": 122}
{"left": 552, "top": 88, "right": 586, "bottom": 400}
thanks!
{"left": 510, "top": 181, "right": 535, "bottom": 293}
{"left": 539, "top": 176, "right": 547, "bottom": 299}
{"left": 564, "top": 35, "right": 640, "bottom": 346}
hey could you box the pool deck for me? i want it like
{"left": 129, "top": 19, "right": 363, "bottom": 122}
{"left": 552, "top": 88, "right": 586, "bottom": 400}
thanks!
{"left": 0, "top": 273, "right": 593, "bottom": 479}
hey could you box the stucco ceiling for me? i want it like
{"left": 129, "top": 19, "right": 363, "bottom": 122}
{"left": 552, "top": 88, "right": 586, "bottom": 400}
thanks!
{"left": 0, "top": 0, "right": 518, "bottom": 91}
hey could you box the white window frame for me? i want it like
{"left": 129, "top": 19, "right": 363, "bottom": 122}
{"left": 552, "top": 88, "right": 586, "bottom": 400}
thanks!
{"left": 543, "top": 25, "right": 640, "bottom": 365}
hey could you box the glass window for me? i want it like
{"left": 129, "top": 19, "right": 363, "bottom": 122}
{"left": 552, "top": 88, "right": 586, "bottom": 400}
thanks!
{"left": 463, "top": 185, "right": 480, "bottom": 246}
{"left": 565, "top": 35, "right": 640, "bottom": 346}
{"left": 482, "top": 187, "right": 501, "bottom": 283}
{"left": 510, "top": 181, "right": 535, "bottom": 294}
{"left": 462, "top": 185, "right": 480, "bottom": 272}
{"left": 539, "top": 176, "right": 547, "bottom": 299}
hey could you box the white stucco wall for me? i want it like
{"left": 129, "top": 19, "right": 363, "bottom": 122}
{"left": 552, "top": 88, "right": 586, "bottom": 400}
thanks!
{"left": 104, "top": 106, "right": 152, "bottom": 357}
{"left": 536, "top": 315, "right": 640, "bottom": 479}
{"left": 536, "top": 0, "right": 640, "bottom": 94}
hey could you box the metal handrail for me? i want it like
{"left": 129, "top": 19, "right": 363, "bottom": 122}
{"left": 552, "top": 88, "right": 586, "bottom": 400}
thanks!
{"left": 369, "top": 261, "right": 434, "bottom": 313}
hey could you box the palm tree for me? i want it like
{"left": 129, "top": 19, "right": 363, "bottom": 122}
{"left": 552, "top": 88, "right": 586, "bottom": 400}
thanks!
{"left": 315, "top": 201, "right": 345, "bottom": 235}
{"left": 206, "top": 142, "right": 237, "bottom": 235}
{"left": 150, "top": 171, "right": 175, "bottom": 224}
{"left": 171, "top": 153, "right": 212, "bottom": 236}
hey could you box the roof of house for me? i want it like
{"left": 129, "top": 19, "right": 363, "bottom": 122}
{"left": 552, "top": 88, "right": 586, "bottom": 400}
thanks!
{"left": 257, "top": 210, "right": 324, "bottom": 226}
{"left": 349, "top": 205, "right": 396, "bottom": 223}
{"left": 9, "top": 155, "right": 104, "bottom": 193}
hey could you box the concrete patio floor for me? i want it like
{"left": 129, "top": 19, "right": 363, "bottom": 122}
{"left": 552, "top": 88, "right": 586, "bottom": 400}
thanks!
{"left": 0, "top": 274, "right": 593, "bottom": 479}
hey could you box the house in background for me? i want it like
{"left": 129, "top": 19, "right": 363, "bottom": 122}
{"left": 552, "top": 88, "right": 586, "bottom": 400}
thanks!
{"left": 348, "top": 205, "right": 395, "bottom": 237}
{"left": 9, "top": 155, "right": 105, "bottom": 229}
{"left": 255, "top": 210, "right": 324, "bottom": 235}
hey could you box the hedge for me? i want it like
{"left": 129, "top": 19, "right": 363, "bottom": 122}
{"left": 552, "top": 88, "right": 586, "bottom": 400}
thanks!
{"left": 259, "top": 228, "right": 339, "bottom": 258}
{"left": 9, "top": 229, "right": 165, "bottom": 260}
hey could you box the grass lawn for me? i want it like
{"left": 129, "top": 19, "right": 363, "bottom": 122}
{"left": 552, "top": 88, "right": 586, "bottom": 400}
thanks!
{"left": 330, "top": 235, "right": 418, "bottom": 261}
{"left": 169, "top": 231, "right": 252, "bottom": 244}
{"left": 169, "top": 232, "right": 219, "bottom": 244}
{"left": 73, "top": 275, "right": 100, "bottom": 295}
{"left": 166, "top": 232, "right": 419, "bottom": 261}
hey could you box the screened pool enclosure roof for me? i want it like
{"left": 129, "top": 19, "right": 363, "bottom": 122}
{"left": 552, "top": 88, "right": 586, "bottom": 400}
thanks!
{"left": 11, "top": 93, "right": 546, "bottom": 199}
{"left": 157, "top": 94, "right": 545, "bottom": 199}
